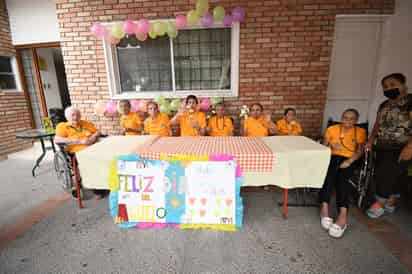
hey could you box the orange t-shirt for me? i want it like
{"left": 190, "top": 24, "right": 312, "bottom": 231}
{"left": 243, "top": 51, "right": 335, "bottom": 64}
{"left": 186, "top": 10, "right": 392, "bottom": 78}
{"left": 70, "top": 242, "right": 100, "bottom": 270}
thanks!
{"left": 207, "top": 116, "right": 234, "bottom": 136}
{"left": 276, "top": 118, "right": 303, "bottom": 136}
{"left": 324, "top": 124, "right": 366, "bottom": 158}
{"left": 244, "top": 116, "right": 271, "bottom": 137}
{"left": 178, "top": 111, "right": 207, "bottom": 136}
{"left": 55, "top": 120, "right": 97, "bottom": 153}
{"left": 144, "top": 113, "right": 170, "bottom": 136}
{"left": 120, "top": 112, "right": 142, "bottom": 136}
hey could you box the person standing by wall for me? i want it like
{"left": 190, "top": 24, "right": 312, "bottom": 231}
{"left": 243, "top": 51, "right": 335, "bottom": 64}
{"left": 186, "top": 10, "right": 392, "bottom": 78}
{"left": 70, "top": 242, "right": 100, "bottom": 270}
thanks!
{"left": 366, "top": 73, "right": 412, "bottom": 218}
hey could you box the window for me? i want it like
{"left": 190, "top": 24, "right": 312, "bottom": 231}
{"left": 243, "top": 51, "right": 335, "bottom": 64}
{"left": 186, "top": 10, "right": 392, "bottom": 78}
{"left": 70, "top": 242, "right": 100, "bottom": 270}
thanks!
{"left": 0, "top": 56, "right": 17, "bottom": 90}
{"left": 104, "top": 22, "right": 239, "bottom": 99}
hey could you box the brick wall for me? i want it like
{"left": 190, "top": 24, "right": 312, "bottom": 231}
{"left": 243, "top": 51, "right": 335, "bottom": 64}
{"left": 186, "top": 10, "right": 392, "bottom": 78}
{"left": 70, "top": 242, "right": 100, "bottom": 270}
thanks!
{"left": 0, "top": 0, "right": 32, "bottom": 159}
{"left": 55, "top": 0, "right": 395, "bottom": 137}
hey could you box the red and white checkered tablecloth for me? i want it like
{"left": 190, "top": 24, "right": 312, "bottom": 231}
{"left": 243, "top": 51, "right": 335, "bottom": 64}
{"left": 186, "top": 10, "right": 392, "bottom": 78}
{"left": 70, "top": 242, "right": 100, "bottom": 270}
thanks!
{"left": 135, "top": 136, "right": 274, "bottom": 172}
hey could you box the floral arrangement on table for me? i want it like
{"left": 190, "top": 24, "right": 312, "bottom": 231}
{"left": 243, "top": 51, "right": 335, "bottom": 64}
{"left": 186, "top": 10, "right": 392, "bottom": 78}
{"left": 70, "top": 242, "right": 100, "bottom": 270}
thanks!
{"left": 239, "top": 105, "right": 249, "bottom": 119}
{"left": 90, "top": 0, "right": 245, "bottom": 44}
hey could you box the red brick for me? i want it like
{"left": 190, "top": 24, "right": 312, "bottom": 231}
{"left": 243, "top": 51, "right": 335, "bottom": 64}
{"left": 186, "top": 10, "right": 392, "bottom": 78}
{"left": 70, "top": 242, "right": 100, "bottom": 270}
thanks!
{"left": 52, "top": 0, "right": 395, "bottom": 138}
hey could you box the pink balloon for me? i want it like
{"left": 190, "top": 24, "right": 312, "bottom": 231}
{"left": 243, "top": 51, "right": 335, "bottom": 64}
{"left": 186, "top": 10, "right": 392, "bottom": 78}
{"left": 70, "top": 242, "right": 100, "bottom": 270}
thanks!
{"left": 136, "top": 19, "right": 150, "bottom": 34}
{"left": 223, "top": 15, "right": 232, "bottom": 27}
{"left": 201, "top": 13, "right": 214, "bottom": 27}
{"left": 123, "top": 20, "right": 137, "bottom": 35}
{"left": 90, "top": 23, "right": 107, "bottom": 39}
{"left": 232, "top": 7, "right": 245, "bottom": 22}
{"left": 200, "top": 98, "right": 211, "bottom": 112}
{"left": 131, "top": 99, "right": 140, "bottom": 112}
{"left": 175, "top": 15, "right": 187, "bottom": 29}
{"left": 136, "top": 32, "right": 148, "bottom": 41}
{"left": 105, "top": 100, "right": 117, "bottom": 114}
{"left": 94, "top": 100, "right": 106, "bottom": 115}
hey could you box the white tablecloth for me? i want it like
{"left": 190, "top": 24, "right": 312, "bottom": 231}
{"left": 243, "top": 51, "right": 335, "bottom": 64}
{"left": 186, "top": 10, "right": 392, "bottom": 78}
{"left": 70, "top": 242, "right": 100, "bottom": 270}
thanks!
{"left": 76, "top": 135, "right": 330, "bottom": 190}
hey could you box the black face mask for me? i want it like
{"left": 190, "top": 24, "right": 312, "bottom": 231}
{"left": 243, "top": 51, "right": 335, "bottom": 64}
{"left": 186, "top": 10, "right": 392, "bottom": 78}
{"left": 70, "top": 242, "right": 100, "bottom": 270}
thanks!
{"left": 384, "top": 88, "right": 400, "bottom": 100}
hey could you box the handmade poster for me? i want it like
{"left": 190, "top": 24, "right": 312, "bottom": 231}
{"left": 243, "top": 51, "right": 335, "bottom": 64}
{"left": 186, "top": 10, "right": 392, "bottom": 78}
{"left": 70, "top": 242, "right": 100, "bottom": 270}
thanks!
{"left": 109, "top": 154, "right": 243, "bottom": 231}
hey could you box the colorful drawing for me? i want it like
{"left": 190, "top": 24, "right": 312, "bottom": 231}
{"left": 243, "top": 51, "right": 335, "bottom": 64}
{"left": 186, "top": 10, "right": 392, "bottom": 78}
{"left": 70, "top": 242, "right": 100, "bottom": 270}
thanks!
{"left": 108, "top": 154, "right": 243, "bottom": 231}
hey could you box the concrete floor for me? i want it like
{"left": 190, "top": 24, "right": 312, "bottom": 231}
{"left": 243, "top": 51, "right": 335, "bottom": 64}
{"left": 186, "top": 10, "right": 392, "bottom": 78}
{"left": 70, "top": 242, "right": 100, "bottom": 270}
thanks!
{"left": 0, "top": 143, "right": 411, "bottom": 273}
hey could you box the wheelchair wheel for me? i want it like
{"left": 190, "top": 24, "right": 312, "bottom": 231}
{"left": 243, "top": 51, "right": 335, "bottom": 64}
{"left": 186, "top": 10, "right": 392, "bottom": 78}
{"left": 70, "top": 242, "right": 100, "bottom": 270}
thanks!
{"left": 357, "top": 151, "right": 375, "bottom": 209}
{"left": 53, "top": 151, "right": 73, "bottom": 191}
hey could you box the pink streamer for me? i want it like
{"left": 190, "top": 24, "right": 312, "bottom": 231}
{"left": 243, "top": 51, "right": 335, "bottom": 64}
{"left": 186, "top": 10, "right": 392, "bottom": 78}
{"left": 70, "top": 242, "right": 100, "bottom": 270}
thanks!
{"left": 210, "top": 154, "right": 242, "bottom": 177}
{"left": 136, "top": 222, "right": 178, "bottom": 229}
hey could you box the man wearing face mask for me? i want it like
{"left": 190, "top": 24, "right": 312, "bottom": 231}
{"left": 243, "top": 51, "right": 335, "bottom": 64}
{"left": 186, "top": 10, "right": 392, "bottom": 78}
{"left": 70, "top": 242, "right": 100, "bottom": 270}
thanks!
{"left": 365, "top": 73, "right": 412, "bottom": 218}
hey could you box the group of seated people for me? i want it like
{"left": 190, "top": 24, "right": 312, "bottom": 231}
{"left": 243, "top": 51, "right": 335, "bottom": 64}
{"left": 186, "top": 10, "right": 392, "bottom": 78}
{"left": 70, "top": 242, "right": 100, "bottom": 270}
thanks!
{"left": 54, "top": 73, "right": 412, "bottom": 239}
{"left": 117, "top": 94, "right": 303, "bottom": 138}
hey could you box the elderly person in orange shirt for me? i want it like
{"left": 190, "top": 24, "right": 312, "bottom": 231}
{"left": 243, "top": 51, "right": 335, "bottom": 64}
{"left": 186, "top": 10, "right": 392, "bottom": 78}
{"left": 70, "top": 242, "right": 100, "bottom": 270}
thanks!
{"left": 319, "top": 108, "right": 366, "bottom": 238}
{"left": 170, "top": 95, "right": 207, "bottom": 136}
{"left": 276, "top": 108, "right": 303, "bottom": 136}
{"left": 144, "top": 102, "right": 170, "bottom": 136}
{"left": 242, "top": 103, "right": 278, "bottom": 137}
{"left": 55, "top": 106, "right": 106, "bottom": 199}
{"left": 206, "top": 103, "right": 234, "bottom": 136}
{"left": 118, "top": 99, "right": 142, "bottom": 135}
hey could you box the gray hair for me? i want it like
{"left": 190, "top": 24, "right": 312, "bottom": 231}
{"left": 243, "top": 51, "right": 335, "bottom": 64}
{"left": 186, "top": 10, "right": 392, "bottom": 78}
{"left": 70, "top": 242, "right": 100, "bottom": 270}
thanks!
{"left": 64, "top": 106, "right": 81, "bottom": 120}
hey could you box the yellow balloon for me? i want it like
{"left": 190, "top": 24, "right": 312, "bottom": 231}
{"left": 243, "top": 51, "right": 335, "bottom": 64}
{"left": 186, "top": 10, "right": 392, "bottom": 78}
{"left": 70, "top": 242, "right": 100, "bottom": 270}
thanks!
{"left": 148, "top": 29, "right": 157, "bottom": 39}
{"left": 111, "top": 23, "right": 125, "bottom": 40}
{"left": 153, "top": 21, "right": 166, "bottom": 36}
{"left": 196, "top": 0, "right": 209, "bottom": 16}
{"left": 213, "top": 6, "right": 225, "bottom": 22}
{"left": 187, "top": 10, "right": 200, "bottom": 25}
{"left": 166, "top": 22, "right": 178, "bottom": 38}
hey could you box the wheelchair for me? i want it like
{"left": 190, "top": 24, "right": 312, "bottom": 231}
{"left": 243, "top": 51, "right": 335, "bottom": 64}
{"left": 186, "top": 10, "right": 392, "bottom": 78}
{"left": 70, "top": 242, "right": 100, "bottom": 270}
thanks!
{"left": 53, "top": 144, "right": 84, "bottom": 207}
{"left": 347, "top": 149, "right": 375, "bottom": 209}
{"left": 53, "top": 144, "right": 75, "bottom": 191}
{"left": 325, "top": 118, "right": 376, "bottom": 209}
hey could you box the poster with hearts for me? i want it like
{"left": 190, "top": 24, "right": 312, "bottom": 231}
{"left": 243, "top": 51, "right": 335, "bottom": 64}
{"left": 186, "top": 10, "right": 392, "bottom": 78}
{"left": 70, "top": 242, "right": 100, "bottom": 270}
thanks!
{"left": 184, "top": 161, "right": 236, "bottom": 225}
{"left": 109, "top": 154, "right": 243, "bottom": 231}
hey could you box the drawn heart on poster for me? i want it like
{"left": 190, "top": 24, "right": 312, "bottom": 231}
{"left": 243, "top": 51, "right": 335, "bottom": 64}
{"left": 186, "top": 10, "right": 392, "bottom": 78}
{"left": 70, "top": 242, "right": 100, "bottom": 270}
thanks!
{"left": 200, "top": 209, "right": 206, "bottom": 217}
{"left": 189, "top": 197, "right": 196, "bottom": 205}
{"left": 200, "top": 198, "right": 207, "bottom": 206}
{"left": 225, "top": 198, "right": 232, "bottom": 206}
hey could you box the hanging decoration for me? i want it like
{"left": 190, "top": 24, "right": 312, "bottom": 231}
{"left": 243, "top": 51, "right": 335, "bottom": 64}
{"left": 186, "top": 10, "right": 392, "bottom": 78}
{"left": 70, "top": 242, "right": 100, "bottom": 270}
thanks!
{"left": 175, "top": 15, "right": 187, "bottom": 29}
{"left": 213, "top": 6, "right": 225, "bottom": 21}
{"left": 201, "top": 13, "right": 214, "bottom": 28}
{"left": 105, "top": 100, "right": 118, "bottom": 114}
{"left": 90, "top": 0, "right": 245, "bottom": 43}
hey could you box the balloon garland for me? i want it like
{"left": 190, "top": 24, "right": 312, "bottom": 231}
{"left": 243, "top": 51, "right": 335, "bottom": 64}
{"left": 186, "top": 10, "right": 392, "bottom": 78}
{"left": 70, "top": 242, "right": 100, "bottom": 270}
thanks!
{"left": 90, "top": 1, "right": 245, "bottom": 43}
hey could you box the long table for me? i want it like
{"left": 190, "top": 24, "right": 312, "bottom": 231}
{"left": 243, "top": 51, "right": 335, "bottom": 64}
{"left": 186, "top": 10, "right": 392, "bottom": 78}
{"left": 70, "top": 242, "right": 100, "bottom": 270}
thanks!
{"left": 76, "top": 135, "right": 331, "bottom": 217}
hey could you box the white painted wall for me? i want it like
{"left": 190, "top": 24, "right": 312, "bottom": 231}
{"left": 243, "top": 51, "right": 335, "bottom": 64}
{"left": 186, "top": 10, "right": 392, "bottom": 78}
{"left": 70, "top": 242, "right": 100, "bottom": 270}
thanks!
{"left": 323, "top": 15, "right": 386, "bottom": 129}
{"left": 6, "top": 0, "right": 60, "bottom": 45}
{"left": 367, "top": 0, "right": 412, "bottom": 130}
{"left": 37, "top": 47, "right": 62, "bottom": 112}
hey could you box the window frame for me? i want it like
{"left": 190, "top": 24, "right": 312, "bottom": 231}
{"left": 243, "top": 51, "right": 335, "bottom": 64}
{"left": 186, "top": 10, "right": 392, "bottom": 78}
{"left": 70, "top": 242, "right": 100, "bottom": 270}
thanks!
{"left": 103, "top": 21, "right": 239, "bottom": 99}
{"left": 0, "top": 56, "right": 21, "bottom": 92}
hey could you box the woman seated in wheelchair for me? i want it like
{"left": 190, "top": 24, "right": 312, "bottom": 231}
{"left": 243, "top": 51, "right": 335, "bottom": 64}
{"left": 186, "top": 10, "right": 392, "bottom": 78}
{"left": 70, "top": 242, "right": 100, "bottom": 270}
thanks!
{"left": 319, "top": 108, "right": 366, "bottom": 238}
{"left": 55, "top": 106, "right": 106, "bottom": 199}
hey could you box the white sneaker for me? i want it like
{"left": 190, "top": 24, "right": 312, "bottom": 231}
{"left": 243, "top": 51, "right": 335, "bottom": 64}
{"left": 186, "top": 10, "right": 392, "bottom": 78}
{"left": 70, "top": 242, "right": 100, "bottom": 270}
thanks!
{"left": 320, "top": 217, "right": 333, "bottom": 230}
{"left": 329, "top": 223, "right": 347, "bottom": 238}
